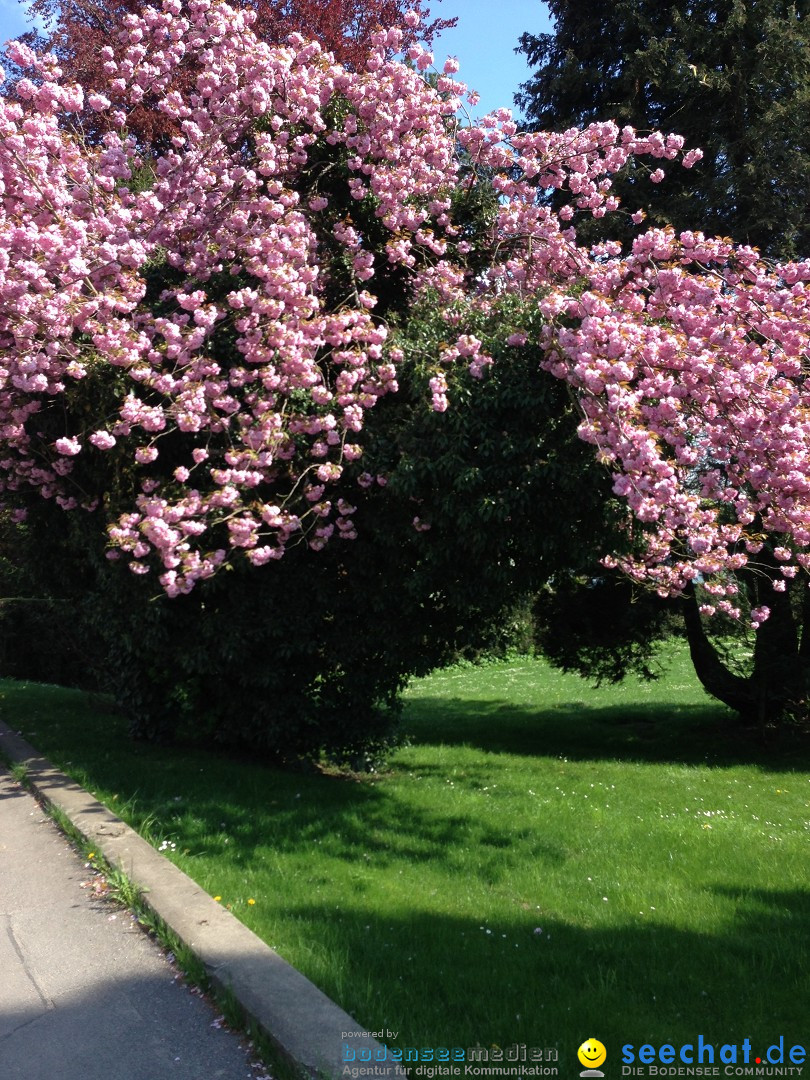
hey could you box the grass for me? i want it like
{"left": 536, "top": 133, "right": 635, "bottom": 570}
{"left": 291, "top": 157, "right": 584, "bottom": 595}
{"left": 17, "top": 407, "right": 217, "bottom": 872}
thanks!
{"left": 1, "top": 643, "right": 808, "bottom": 1059}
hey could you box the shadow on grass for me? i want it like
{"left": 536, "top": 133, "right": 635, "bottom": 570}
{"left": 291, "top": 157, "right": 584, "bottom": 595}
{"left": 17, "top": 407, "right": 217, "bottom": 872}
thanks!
{"left": 74, "top": 749, "right": 571, "bottom": 875}
{"left": 281, "top": 885, "right": 810, "bottom": 1050}
{"left": 2, "top": 679, "right": 808, "bottom": 879}
{"left": 401, "top": 697, "right": 810, "bottom": 769}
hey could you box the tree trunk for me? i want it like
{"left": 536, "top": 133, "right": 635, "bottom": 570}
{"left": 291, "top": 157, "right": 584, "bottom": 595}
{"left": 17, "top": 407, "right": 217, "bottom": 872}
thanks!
{"left": 748, "top": 569, "right": 800, "bottom": 727}
{"left": 679, "top": 585, "right": 752, "bottom": 717}
{"left": 680, "top": 576, "right": 810, "bottom": 728}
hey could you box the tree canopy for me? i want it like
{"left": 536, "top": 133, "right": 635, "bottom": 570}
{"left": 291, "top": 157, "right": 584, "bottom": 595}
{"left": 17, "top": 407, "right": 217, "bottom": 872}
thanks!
{"left": 3, "top": 0, "right": 810, "bottom": 745}
{"left": 516, "top": 0, "right": 810, "bottom": 259}
{"left": 12, "top": 0, "right": 454, "bottom": 145}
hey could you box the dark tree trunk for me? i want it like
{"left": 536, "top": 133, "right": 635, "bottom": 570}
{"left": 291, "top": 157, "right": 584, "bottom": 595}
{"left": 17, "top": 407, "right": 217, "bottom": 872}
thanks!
{"left": 679, "top": 585, "right": 752, "bottom": 717}
{"left": 680, "top": 574, "right": 810, "bottom": 728}
{"left": 748, "top": 568, "right": 801, "bottom": 726}
{"left": 798, "top": 585, "right": 810, "bottom": 663}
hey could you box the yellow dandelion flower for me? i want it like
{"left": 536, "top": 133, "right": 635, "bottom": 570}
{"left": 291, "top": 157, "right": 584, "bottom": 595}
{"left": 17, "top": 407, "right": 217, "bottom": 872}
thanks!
{"left": 247, "top": 898, "right": 256, "bottom": 906}
{"left": 214, "top": 895, "right": 222, "bottom": 902}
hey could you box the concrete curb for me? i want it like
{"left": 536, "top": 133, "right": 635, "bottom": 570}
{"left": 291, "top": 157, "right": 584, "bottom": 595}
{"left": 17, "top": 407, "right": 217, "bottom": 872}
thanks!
{"left": 0, "top": 721, "right": 407, "bottom": 1080}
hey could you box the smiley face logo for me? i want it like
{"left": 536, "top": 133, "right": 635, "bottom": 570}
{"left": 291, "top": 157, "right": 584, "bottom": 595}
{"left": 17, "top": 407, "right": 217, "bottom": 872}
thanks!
{"left": 578, "top": 1039, "right": 607, "bottom": 1073}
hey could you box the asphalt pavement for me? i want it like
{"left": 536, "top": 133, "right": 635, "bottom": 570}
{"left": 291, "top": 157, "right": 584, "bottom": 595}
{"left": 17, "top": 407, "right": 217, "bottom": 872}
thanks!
{"left": 0, "top": 765, "right": 271, "bottom": 1080}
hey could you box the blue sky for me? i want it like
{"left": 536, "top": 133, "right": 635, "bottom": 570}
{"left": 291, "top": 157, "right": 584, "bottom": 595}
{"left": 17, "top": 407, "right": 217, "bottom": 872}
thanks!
{"left": 0, "top": 0, "right": 553, "bottom": 120}
{"left": 0, "top": 0, "right": 42, "bottom": 42}
{"left": 432, "top": 1, "right": 552, "bottom": 119}
{"left": 0, "top": 0, "right": 31, "bottom": 37}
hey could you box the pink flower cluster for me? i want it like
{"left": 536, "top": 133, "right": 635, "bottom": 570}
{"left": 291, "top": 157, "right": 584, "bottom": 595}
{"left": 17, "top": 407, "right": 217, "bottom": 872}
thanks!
{"left": 0, "top": 1, "right": 462, "bottom": 594}
{"left": 538, "top": 233, "right": 810, "bottom": 623}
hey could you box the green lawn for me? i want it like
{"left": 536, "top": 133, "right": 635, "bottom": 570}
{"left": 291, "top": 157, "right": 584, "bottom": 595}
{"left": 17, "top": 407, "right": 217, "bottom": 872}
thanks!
{"left": 2, "top": 644, "right": 808, "bottom": 1059}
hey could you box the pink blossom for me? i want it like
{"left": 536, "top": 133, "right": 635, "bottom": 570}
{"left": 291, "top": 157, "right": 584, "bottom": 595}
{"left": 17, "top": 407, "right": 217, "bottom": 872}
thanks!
{"left": 89, "top": 431, "right": 117, "bottom": 450}
{"left": 55, "top": 437, "right": 81, "bottom": 456}
{"left": 750, "top": 606, "right": 771, "bottom": 628}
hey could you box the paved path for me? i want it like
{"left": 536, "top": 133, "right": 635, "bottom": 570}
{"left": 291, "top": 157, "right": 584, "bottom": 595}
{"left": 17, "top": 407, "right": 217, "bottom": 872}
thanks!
{"left": 0, "top": 766, "right": 269, "bottom": 1080}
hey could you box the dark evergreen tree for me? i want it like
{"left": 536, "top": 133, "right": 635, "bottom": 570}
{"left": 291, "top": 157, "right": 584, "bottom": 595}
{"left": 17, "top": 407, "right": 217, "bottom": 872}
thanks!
{"left": 516, "top": 0, "right": 810, "bottom": 259}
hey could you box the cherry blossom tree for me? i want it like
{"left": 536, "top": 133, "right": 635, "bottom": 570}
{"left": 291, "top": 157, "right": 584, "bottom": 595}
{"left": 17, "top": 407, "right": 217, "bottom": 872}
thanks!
{"left": 12, "top": 0, "right": 454, "bottom": 145}
{"left": 0, "top": 3, "right": 466, "bottom": 596}
{"left": 0, "top": 0, "right": 691, "bottom": 597}
{"left": 26, "top": 0, "right": 453, "bottom": 69}
{"left": 3, "top": 0, "right": 810, "bottom": 732}
{"left": 536, "top": 230, "right": 810, "bottom": 726}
